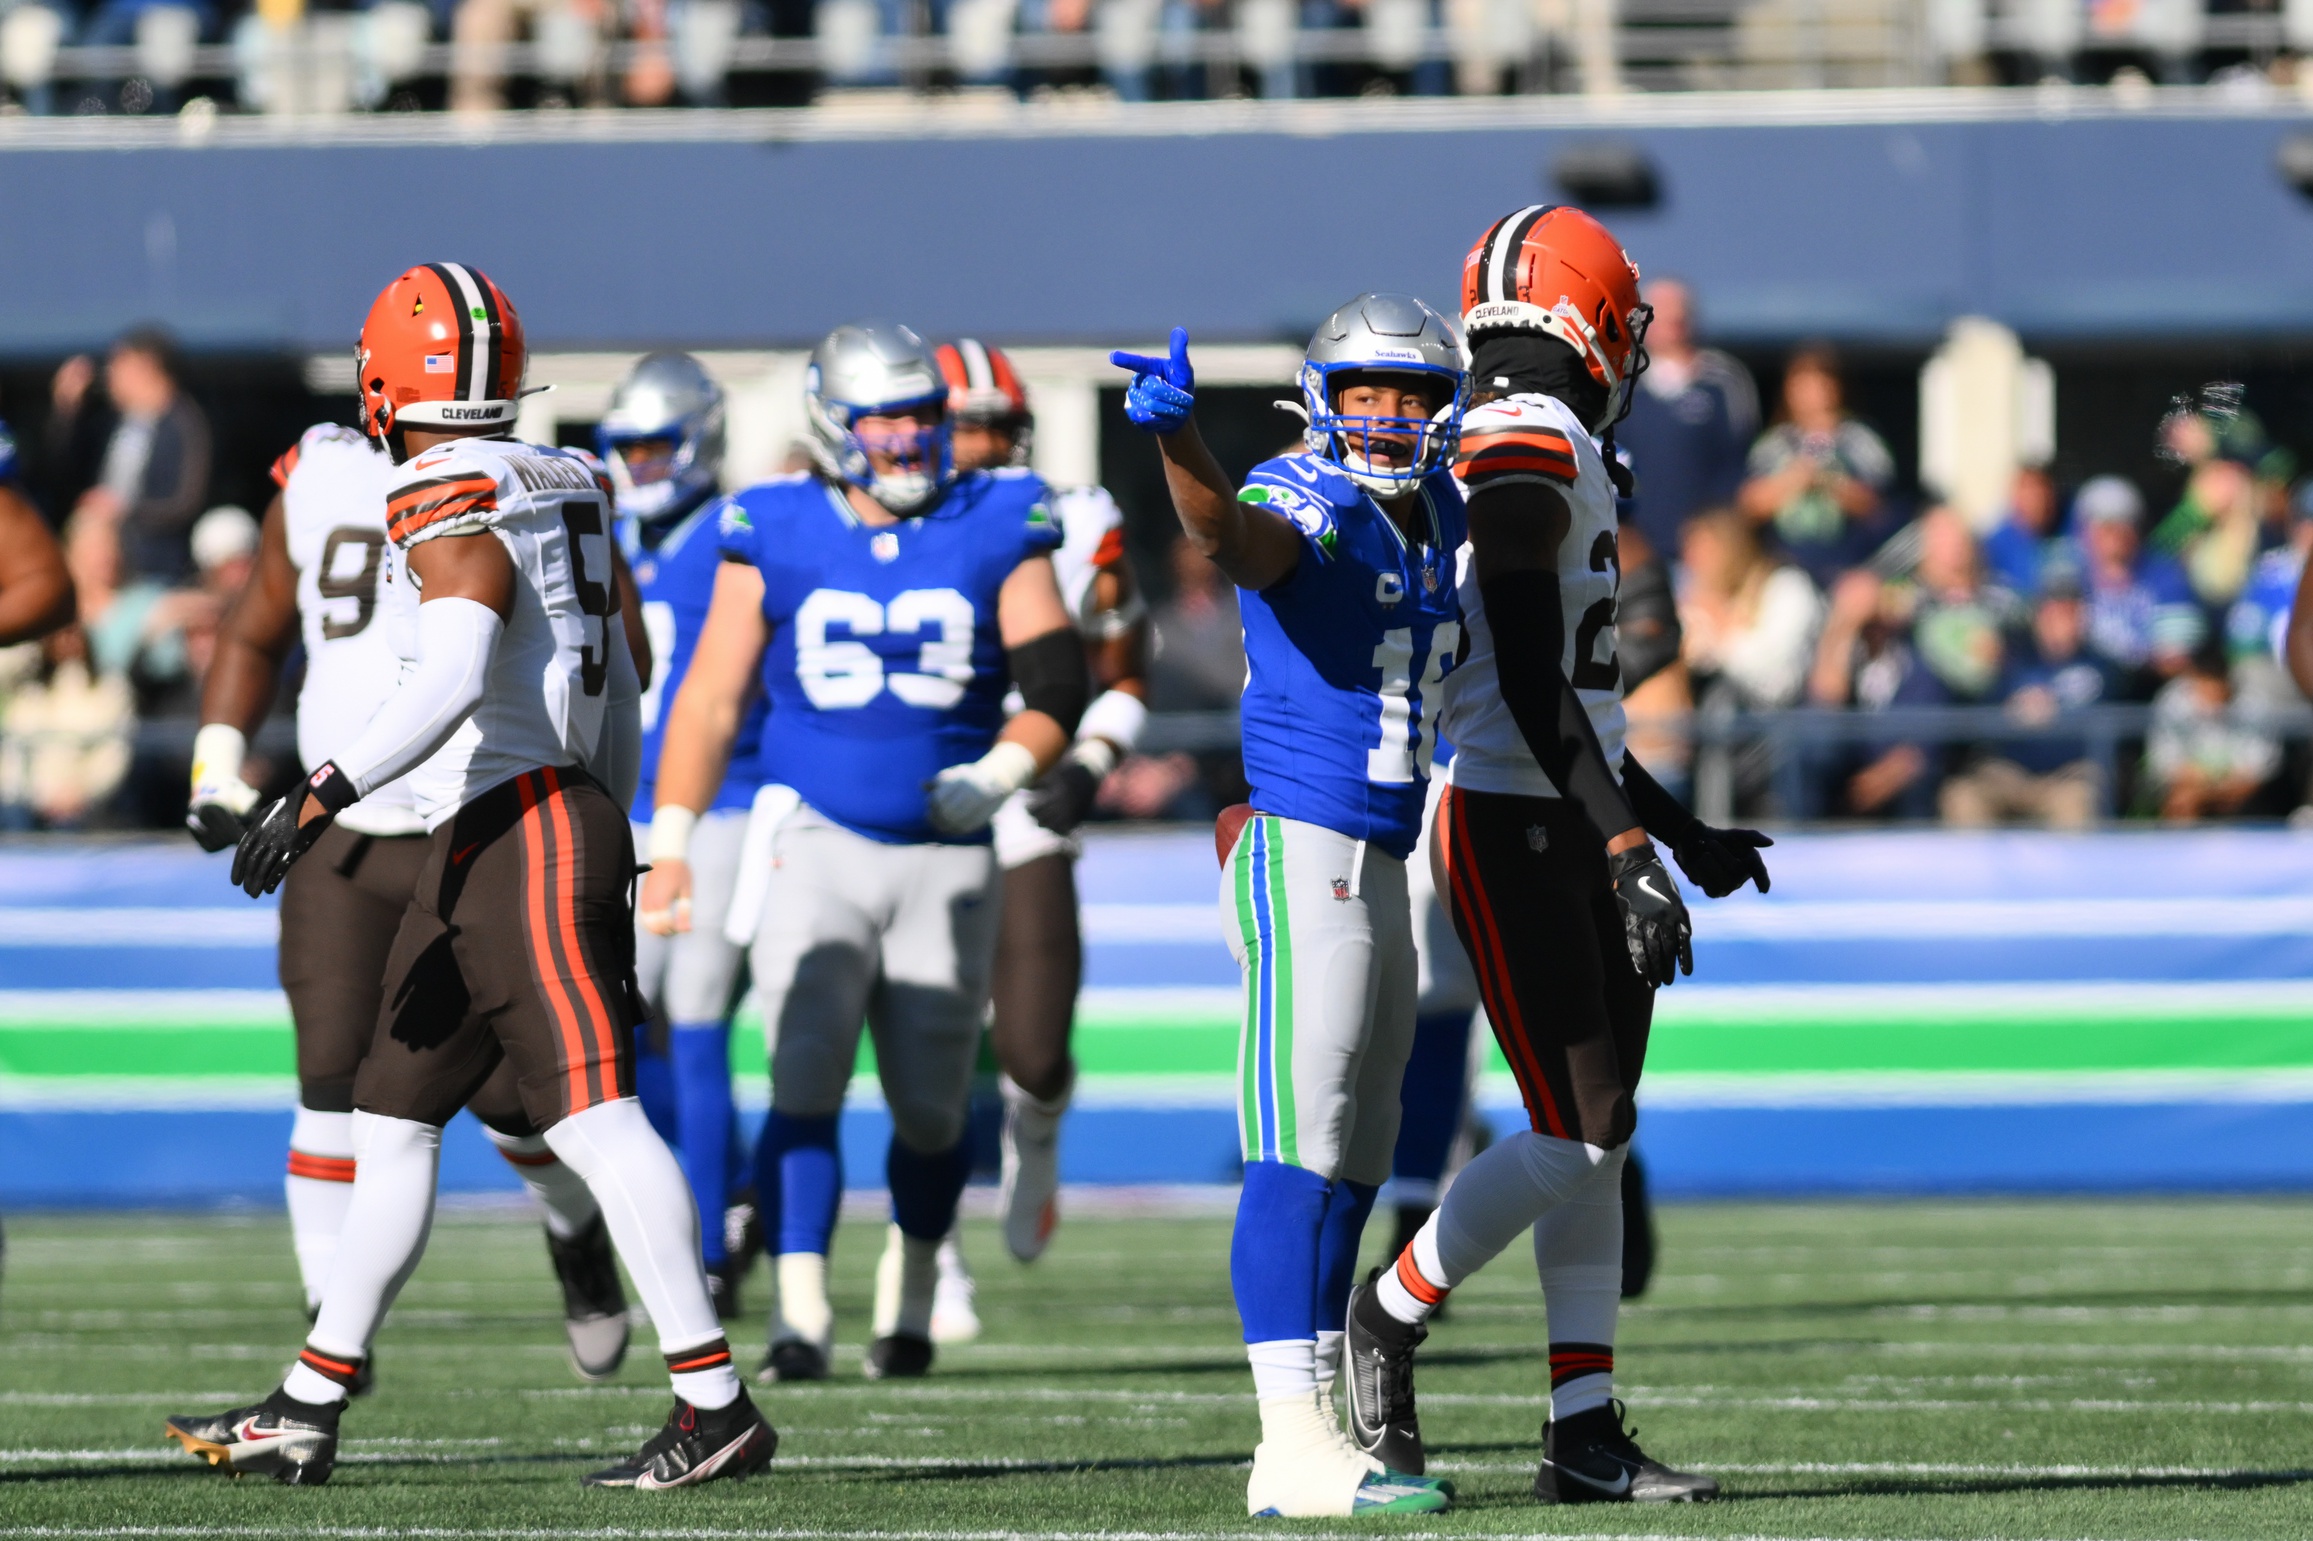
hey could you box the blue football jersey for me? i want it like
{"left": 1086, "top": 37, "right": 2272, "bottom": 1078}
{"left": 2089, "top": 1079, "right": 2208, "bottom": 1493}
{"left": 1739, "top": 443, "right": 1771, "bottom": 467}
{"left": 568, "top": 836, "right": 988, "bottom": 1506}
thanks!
{"left": 1234, "top": 455, "right": 1465, "bottom": 860}
{"left": 624, "top": 497, "right": 767, "bottom": 819}
{"left": 717, "top": 468, "right": 1063, "bottom": 845}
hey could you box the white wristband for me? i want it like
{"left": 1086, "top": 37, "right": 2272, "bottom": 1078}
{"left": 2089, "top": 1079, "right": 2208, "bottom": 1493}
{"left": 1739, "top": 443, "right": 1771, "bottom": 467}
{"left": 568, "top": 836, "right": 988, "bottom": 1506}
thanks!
{"left": 980, "top": 739, "right": 1041, "bottom": 794}
{"left": 648, "top": 805, "right": 699, "bottom": 864}
{"left": 191, "top": 723, "right": 246, "bottom": 787}
{"left": 1077, "top": 688, "right": 1148, "bottom": 755}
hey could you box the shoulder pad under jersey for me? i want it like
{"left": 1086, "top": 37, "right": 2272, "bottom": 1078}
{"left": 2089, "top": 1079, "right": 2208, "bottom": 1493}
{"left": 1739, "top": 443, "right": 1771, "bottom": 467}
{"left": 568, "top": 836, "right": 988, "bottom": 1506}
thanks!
{"left": 1454, "top": 396, "right": 1581, "bottom": 490}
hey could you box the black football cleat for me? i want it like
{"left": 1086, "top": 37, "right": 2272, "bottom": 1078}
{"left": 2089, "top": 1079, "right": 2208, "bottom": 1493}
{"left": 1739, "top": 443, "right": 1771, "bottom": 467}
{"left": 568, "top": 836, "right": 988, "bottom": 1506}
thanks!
{"left": 1344, "top": 1274, "right": 1429, "bottom": 1474}
{"left": 546, "top": 1213, "right": 630, "bottom": 1382}
{"left": 165, "top": 1388, "right": 340, "bottom": 1485}
{"left": 582, "top": 1389, "right": 777, "bottom": 1489}
{"left": 1533, "top": 1401, "right": 1718, "bottom": 1504}
{"left": 757, "top": 1338, "right": 830, "bottom": 1383}
{"left": 863, "top": 1332, "right": 933, "bottom": 1380}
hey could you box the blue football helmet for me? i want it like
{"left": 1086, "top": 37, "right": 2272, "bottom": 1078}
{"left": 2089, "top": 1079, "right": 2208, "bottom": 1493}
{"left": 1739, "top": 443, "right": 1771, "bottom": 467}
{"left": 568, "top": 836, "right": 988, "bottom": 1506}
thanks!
{"left": 1292, "top": 293, "right": 1468, "bottom": 499}
{"left": 805, "top": 321, "right": 954, "bottom": 515}
{"left": 597, "top": 352, "right": 725, "bottom": 527}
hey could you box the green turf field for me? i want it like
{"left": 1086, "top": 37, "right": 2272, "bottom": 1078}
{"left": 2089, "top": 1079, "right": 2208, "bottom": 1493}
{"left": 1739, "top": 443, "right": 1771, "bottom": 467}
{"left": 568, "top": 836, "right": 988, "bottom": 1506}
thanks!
{"left": 5, "top": 1200, "right": 2313, "bottom": 1538}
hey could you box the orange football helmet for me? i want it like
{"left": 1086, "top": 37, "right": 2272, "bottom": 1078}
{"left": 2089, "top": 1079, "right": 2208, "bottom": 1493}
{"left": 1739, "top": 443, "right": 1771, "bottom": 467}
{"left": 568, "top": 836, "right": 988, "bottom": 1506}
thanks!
{"left": 936, "top": 339, "right": 1031, "bottom": 424}
{"left": 936, "top": 338, "right": 1032, "bottom": 466}
{"left": 1460, "top": 205, "right": 1649, "bottom": 429}
{"left": 355, "top": 263, "right": 528, "bottom": 452}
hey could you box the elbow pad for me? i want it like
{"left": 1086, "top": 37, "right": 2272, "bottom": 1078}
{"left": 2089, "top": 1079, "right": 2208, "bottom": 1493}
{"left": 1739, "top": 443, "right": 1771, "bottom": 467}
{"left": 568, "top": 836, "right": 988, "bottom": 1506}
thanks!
{"left": 335, "top": 596, "right": 502, "bottom": 797}
{"left": 1008, "top": 628, "right": 1091, "bottom": 737}
{"left": 1478, "top": 566, "right": 1638, "bottom": 846}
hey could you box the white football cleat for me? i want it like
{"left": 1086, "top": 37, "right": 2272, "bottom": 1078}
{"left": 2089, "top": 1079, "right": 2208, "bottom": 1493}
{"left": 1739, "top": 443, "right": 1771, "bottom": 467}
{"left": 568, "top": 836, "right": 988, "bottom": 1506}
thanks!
{"left": 931, "top": 1233, "right": 981, "bottom": 1343}
{"left": 999, "top": 1073, "right": 1069, "bottom": 1262}
{"left": 1245, "top": 1395, "right": 1450, "bottom": 1517}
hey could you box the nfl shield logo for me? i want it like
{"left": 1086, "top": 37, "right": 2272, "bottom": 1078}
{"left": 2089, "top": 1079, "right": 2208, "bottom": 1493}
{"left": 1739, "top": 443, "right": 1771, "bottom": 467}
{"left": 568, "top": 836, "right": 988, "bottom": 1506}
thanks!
{"left": 1331, "top": 878, "right": 1351, "bottom": 900}
{"left": 871, "top": 531, "right": 900, "bottom": 563}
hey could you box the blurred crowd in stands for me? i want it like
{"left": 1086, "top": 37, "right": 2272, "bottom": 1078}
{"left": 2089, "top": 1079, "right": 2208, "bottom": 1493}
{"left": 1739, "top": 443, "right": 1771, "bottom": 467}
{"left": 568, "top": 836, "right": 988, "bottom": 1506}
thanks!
{"left": 2, "top": 306, "right": 2310, "bottom": 832}
{"left": 1131, "top": 278, "right": 2313, "bottom": 829}
{"left": 0, "top": 328, "right": 268, "bottom": 830}
{"left": 17, "top": 0, "right": 2310, "bottom": 118}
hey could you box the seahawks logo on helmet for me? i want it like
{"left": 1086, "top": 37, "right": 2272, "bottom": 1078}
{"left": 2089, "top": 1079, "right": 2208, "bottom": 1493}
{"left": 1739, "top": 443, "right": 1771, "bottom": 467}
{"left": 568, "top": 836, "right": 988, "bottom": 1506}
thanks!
{"left": 1239, "top": 482, "right": 1337, "bottom": 554}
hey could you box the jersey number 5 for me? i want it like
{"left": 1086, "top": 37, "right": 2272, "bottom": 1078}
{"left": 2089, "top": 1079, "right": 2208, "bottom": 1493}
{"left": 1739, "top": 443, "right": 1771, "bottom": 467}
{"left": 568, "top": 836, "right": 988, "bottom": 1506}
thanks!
{"left": 562, "top": 500, "right": 614, "bottom": 697}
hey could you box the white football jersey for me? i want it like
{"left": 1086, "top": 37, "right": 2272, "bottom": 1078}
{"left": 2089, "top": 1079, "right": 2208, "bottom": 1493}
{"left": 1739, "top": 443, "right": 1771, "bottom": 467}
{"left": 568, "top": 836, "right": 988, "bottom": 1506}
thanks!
{"left": 1439, "top": 392, "right": 1628, "bottom": 799}
{"left": 275, "top": 423, "right": 425, "bottom": 838}
{"left": 1046, "top": 483, "right": 1128, "bottom": 630}
{"left": 385, "top": 436, "right": 622, "bottom": 827}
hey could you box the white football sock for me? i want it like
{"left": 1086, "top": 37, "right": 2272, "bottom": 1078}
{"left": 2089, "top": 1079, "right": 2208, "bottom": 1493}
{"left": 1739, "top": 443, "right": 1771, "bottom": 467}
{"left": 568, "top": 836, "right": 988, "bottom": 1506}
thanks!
{"left": 872, "top": 1223, "right": 941, "bottom": 1338}
{"left": 1245, "top": 1338, "right": 1318, "bottom": 1401}
{"left": 284, "top": 1106, "right": 355, "bottom": 1315}
{"left": 1313, "top": 1330, "right": 1344, "bottom": 1401}
{"left": 287, "top": 1112, "right": 441, "bottom": 1405}
{"left": 483, "top": 1126, "right": 600, "bottom": 1241}
{"left": 543, "top": 1097, "right": 737, "bottom": 1410}
{"left": 775, "top": 1252, "right": 832, "bottom": 1349}
{"left": 1534, "top": 1145, "right": 1625, "bottom": 1421}
{"left": 1375, "top": 1218, "right": 1451, "bottom": 1325}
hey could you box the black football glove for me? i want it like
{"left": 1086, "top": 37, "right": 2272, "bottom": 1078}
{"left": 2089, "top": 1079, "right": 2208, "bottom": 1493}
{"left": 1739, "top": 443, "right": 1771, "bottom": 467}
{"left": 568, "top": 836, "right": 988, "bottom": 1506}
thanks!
{"left": 1607, "top": 842, "right": 1692, "bottom": 988}
{"left": 185, "top": 799, "right": 253, "bottom": 854}
{"left": 1670, "top": 824, "right": 1773, "bottom": 900}
{"left": 230, "top": 761, "right": 357, "bottom": 898}
{"left": 1024, "top": 757, "right": 1100, "bottom": 836}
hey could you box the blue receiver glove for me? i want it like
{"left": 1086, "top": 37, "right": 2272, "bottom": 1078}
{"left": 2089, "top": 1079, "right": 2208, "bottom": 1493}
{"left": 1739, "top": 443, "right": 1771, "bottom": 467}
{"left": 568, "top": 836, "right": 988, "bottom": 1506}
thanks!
{"left": 1109, "top": 327, "right": 1195, "bottom": 434}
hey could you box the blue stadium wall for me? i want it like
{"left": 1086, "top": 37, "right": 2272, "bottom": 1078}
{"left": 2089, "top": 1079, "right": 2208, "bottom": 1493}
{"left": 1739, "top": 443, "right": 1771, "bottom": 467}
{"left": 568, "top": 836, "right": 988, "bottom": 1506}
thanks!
{"left": 4, "top": 96, "right": 2313, "bottom": 353}
{"left": 5, "top": 826, "right": 2313, "bottom": 1206}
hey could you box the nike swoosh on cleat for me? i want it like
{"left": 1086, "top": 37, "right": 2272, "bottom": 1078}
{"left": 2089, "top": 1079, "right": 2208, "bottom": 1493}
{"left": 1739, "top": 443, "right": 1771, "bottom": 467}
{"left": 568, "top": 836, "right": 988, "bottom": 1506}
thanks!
{"left": 1560, "top": 1461, "right": 1635, "bottom": 1497}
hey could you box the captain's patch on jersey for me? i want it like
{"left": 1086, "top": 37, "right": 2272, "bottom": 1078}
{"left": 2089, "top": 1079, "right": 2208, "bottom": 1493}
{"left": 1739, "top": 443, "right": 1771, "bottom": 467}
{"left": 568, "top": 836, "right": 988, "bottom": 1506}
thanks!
{"left": 718, "top": 500, "right": 752, "bottom": 536}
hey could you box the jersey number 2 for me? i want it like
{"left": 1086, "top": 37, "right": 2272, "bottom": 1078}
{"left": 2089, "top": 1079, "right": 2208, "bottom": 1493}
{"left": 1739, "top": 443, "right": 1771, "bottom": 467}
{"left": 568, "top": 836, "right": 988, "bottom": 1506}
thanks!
{"left": 563, "top": 501, "right": 614, "bottom": 697}
{"left": 1570, "top": 531, "right": 1621, "bottom": 692}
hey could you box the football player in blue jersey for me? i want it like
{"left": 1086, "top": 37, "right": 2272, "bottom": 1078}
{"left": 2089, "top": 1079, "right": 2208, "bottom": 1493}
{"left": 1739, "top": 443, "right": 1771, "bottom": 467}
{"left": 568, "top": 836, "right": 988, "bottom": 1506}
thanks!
{"left": 1111, "top": 295, "right": 1465, "bottom": 1518}
{"left": 642, "top": 322, "right": 1089, "bottom": 1383}
{"left": 603, "top": 352, "right": 767, "bottom": 1322}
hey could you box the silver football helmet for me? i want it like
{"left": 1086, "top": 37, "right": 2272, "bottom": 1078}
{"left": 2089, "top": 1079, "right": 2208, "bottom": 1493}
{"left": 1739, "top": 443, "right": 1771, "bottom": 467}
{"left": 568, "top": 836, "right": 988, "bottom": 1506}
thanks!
{"left": 805, "top": 321, "right": 953, "bottom": 514}
{"left": 1290, "top": 293, "right": 1468, "bottom": 498}
{"left": 598, "top": 352, "right": 726, "bottom": 525}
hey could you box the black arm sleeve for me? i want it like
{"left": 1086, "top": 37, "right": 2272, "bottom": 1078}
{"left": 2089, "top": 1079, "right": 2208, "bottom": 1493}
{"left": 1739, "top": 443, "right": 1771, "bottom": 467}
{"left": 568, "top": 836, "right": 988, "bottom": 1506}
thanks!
{"left": 1620, "top": 752, "right": 1701, "bottom": 848}
{"left": 1009, "top": 626, "right": 1091, "bottom": 737}
{"left": 1479, "top": 564, "right": 1640, "bottom": 846}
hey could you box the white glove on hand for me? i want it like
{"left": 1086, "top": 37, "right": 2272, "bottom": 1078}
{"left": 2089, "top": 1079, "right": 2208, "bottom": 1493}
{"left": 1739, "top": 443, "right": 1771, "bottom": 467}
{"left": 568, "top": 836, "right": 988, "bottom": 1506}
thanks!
{"left": 926, "top": 740, "right": 1040, "bottom": 837}
{"left": 186, "top": 724, "right": 263, "bottom": 853}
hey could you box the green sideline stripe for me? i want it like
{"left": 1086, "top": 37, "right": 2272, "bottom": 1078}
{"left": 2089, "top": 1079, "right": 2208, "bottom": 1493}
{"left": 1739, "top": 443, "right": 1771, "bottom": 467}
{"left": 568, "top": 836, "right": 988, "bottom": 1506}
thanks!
{"left": 8, "top": 1009, "right": 2313, "bottom": 1083}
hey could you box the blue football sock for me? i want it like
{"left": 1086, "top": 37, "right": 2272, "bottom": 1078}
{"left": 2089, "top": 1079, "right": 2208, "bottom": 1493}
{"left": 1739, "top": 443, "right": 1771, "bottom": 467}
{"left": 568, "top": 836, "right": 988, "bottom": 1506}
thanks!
{"left": 633, "top": 1030, "right": 678, "bottom": 1147}
{"left": 887, "top": 1135, "right": 972, "bottom": 1242}
{"left": 1230, "top": 1159, "right": 1331, "bottom": 1344}
{"left": 1392, "top": 1009, "right": 1477, "bottom": 1196}
{"left": 761, "top": 1111, "right": 842, "bottom": 1256}
{"left": 1315, "top": 1177, "right": 1380, "bottom": 1333}
{"left": 669, "top": 1022, "right": 734, "bottom": 1265}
